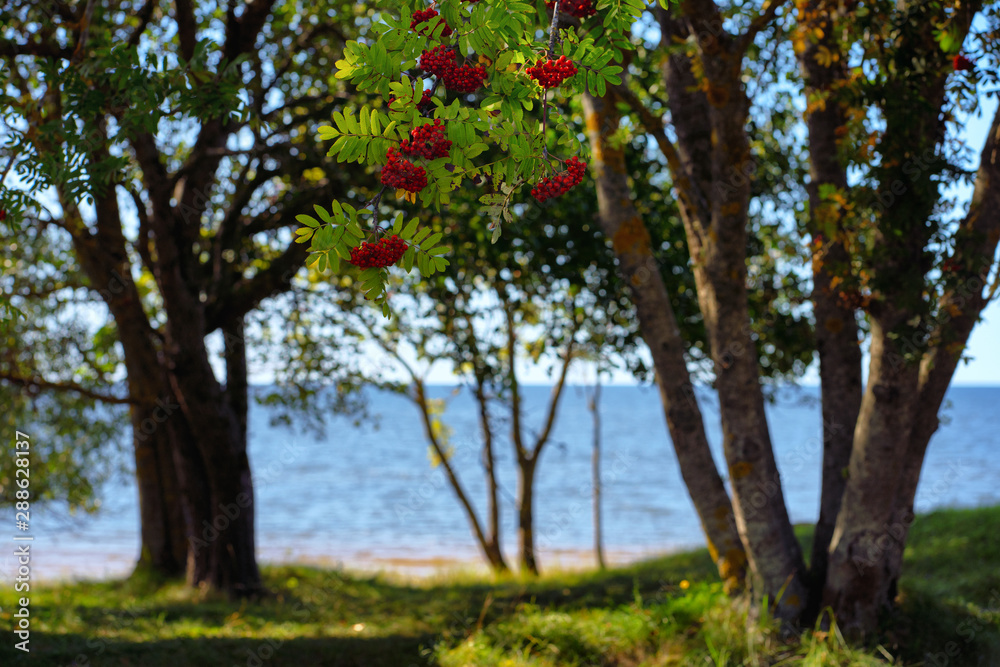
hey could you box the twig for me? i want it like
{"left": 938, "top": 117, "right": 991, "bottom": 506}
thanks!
{"left": 541, "top": 0, "right": 562, "bottom": 159}
{"left": 0, "top": 371, "right": 135, "bottom": 405}
{"left": 547, "top": 0, "right": 562, "bottom": 57}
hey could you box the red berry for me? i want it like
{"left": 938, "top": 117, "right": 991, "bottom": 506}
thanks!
{"left": 546, "top": 0, "right": 597, "bottom": 18}
{"left": 400, "top": 119, "right": 452, "bottom": 160}
{"left": 526, "top": 56, "right": 578, "bottom": 88}
{"left": 420, "top": 45, "right": 457, "bottom": 77}
{"left": 382, "top": 147, "right": 428, "bottom": 193}
{"left": 531, "top": 157, "right": 587, "bottom": 202}
{"left": 952, "top": 54, "right": 974, "bottom": 71}
{"left": 0, "top": 209, "right": 6, "bottom": 222}
{"left": 411, "top": 8, "right": 452, "bottom": 37}
{"left": 442, "top": 62, "right": 487, "bottom": 93}
{"left": 349, "top": 235, "right": 409, "bottom": 269}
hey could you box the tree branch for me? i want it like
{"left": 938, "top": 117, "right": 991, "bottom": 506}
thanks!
{"left": 203, "top": 239, "right": 308, "bottom": 332}
{"left": 530, "top": 313, "right": 578, "bottom": 461}
{"left": 0, "top": 370, "right": 134, "bottom": 405}
{"left": 504, "top": 298, "right": 527, "bottom": 461}
{"left": 609, "top": 81, "right": 710, "bottom": 234}
{"left": 175, "top": 0, "right": 197, "bottom": 61}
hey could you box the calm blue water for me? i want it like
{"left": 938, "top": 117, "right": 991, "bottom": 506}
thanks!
{"left": 10, "top": 385, "right": 1000, "bottom": 580}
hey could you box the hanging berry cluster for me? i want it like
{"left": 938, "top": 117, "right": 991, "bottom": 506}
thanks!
{"left": 526, "top": 56, "right": 578, "bottom": 88}
{"left": 419, "top": 45, "right": 488, "bottom": 93}
{"left": 400, "top": 119, "right": 452, "bottom": 160}
{"left": 382, "top": 147, "right": 429, "bottom": 192}
{"left": 309, "top": 0, "right": 629, "bottom": 313}
{"left": 530, "top": 157, "right": 587, "bottom": 202}
{"left": 349, "top": 235, "right": 409, "bottom": 269}
{"left": 411, "top": 8, "right": 452, "bottom": 37}
{"left": 546, "top": 0, "right": 597, "bottom": 18}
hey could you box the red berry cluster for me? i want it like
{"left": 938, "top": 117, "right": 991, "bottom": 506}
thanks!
{"left": 531, "top": 157, "right": 587, "bottom": 202}
{"left": 546, "top": 0, "right": 597, "bottom": 18}
{"left": 419, "top": 45, "right": 488, "bottom": 93}
{"left": 0, "top": 209, "right": 6, "bottom": 222}
{"left": 382, "top": 147, "right": 428, "bottom": 192}
{"left": 349, "top": 235, "right": 409, "bottom": 269}
{"left": 420, "top": 45, "right": 457, "bottom": 76}
{"left": 411, "top": 8, "right": 452, "bottom": 36}
{"left": 526, "top": 56, "right": 578, "bottom": 88}
{"left": 443, "top": 62, "right": 487, "bottom": 93}
{"left": 952, "top": 54, "right": 974, "bottom": 71}
{"left": 400, "top": 119, "right": 452, "bottom": 160}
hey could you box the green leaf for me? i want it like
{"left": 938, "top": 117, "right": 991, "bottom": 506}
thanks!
{"left": 400, "top": 218, "right": 419, "bottom": 240}
{"left": 314, "top": 204, "right": 334, "bottom": 224}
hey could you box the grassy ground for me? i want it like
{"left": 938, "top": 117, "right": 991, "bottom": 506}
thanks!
{"left": 1, "top": 506, "right": 997, "bottom": 666}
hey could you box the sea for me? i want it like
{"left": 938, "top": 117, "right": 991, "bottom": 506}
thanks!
{"left": 6, "top": 385, "right": 999, "bottom": 582}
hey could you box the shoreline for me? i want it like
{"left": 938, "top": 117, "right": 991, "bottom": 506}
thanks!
{"left": 0, "top": 543, "right": 698, "bottom": 585}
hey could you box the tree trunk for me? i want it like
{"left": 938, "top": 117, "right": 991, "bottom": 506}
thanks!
{"left": 152, "top": 231, "right": 262, "bottom": 596}
{"left": 131, "top": 395, "right": 188, "bottom": 577}
{"left": 517, "top": 454, "right": 538, "bottom": 575}
{"left": 795, "top": 0, "right": 863, "bottom": 613}
{"left": 581, "top": 88, "right": 747, "bottom": 592}
{"left": 413, "top": 381, "right": 509, "bottom": 572}
{"left": 474, "top": 377, "right": 508, "bottom": 572}
{"left": 863, "top": 100, "right": 1000, "bottom": 612}
{"left": 69, "top": 205, "right": 188, "bottom": 579}
{"left": 822, "top": 322, "right": 921, "bottom": 633}
{"left": 655, "top": 7, "right": 809, "bottom": 619}
{"left": 590, "top": 379, "right": 605, "bottom": 570}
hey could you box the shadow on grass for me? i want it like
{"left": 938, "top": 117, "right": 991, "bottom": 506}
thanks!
{"left": 1, "top": 506, "right": 996, "bottom": 666}
{"left": 0, "top": 632, "right": 436, "bottom": 667}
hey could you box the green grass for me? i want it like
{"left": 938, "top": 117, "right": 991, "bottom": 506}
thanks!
{"left": 1, "top": 506, "right": 997, "bottom": 666}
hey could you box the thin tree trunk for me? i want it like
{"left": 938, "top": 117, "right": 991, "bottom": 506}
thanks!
{"left": 654, "top": 7, "right": 809, "bottom": 618}
{"left": 795, "top": 0, "right": 863, "bottom": 614}
{"left": 413, "top": 381, "right": 509, "bottom": 572}
{"left": 517, "top": 454, "right": 538, "bottom": 575}
{"left": 473, "top": 377, "right": 507, "bottom": 572}
{"left": 506, "top": 302, "right": 577, "bottom": 577}
{"left": 581, "top": 89, "right": 747, "bottom": 592}
{"left": 590, "top": 378, "right": 605, "bottom": 570}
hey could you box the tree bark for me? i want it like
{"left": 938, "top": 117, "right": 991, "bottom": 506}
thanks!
{"left": 878, "top": 100, "right": 1000, "bottom": 608}
{"left": 820, "top": 1, "right": 984, "bottom": 630}
{"left": 795, "top": 0, "right": 863, "bottom": 613}
{"left": 656, "top": 7, "right": 808, "bottom": 618}
{"left": 821, "top": 321, "right": 921, "bottom": 633}
{"left": 517, "top": 454, "right": 538, "bottom": 575}
{"left": 148, "top": 200, "right": 262, "bottom": 596}
{"left": 68, "top": 190, "right": 188, "bottom": 579}
{"left": 581, "top": 89, "right": 747, "bottom": 592}
{"left": 590, "top": 379, "right": 605, "bottom": 570}
{"left": 473, "top": 376, "right": 508, "bottom": 572}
